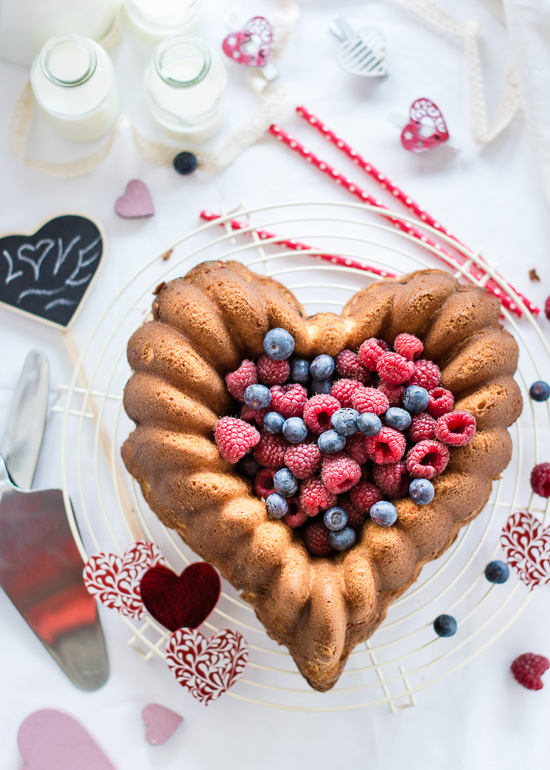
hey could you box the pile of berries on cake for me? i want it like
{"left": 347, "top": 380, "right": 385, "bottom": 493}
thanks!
{"left": 214, "top": 328, "right": 476, "bottom": 557}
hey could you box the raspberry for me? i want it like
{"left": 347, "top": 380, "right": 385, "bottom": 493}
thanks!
{"left": 358, "top": 338, "right": 390, "bottom": 371}
{"left": 240, "top": 404, "right": 268, "bottom": 427}
{"left": 511, "top": 653, "right": 549, "bottom": 690}
{"left": 300, "top": 476, "right": 336, "bottom": 516}
{"left": 545, "top": 297, "right": 550, "bottom": 322}
{"left": 214, "top": 416, "right": 260, "bottom": 463}
{"left": 303, "top": 394, "right": 341, "bottom": 434}
{"left": 284, "top": 443, "right": 321, "bottom": 479}
{"left": 252, "top": 432, "right": 287, "bottom": 468}
{"left": 340, "top": 497, "right": 366, "bottom": 529}
{"left": 304, "top": 519, "right": 334, "bottom": 555}
{"left": 376, "top": 351, "right": 415, "bottom": 385}
{"left": 257, "top": 355, "right": 290, "bottom": 385}
{"left": 270, "top": 384, "right": 308, "bottom": 418}
{"left": 408, "top": 413, "right": 437, "bottom": 442}
{"left": 330, "top": 378, "right": 364, "bottom": 408}
{"left": 284, "top": 510, "right": 308, "bottom": 528}
{"left": 335, "top": 350, "right": 370, "bottom": 383}
{"left": 365, "top": 427, "right": 406, "bottom": 465}
{"left": 351, "top": 387, "right": 389, "bottom": 416}
{"left": 409, "top": 359, "right": 441, "bottom": 390}
{"left": 376, "top": 380, "right": 405, "bottom": 407}
{"left": 393, "top": 333, "right": 423, "bottom": 361}
{"left": 345, "top": 432, "right": 370, "bottom": 464}
{"left": 372, "top": 461, "right": 410, "bottom": 498}
{"left": 225, "top": 359, "right": 257, "bottom": 401}
{"left": 434, "top": 410, "right": 476, "bottom": 446}
{"left": 321, "top": 452, "right": 362, "bottom": 494}
{"left": 254, "top": 468, "right": 277, "bottom": 498}
{"left": 427, "top": 386, "right": 454, "bottom": 418}
{"left": 531, "top": 462, "right": 550, "bottom": 497}
{"left": 406, "top": 439, "right": 450, "bottom": 479}
{"left": 349, "top": 480, "right": 382, "bottom": 513}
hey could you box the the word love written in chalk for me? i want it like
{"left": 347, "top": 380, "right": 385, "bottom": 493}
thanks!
{"left": 0, "top": 215, "right": 104, "bottom": 328}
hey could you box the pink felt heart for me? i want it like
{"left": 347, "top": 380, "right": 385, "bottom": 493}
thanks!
{"left": 400, "top": 98, "right": 449, "bottom": 153}
{"left": 501, "top": 511, "right": 550, "bottom": 589}
{"left": 142, "top": 703, "right": 183, "bottom": 745}
{"left": 115, "top": 180, "right": 154, "bottom": 219}
{"left": 83, "top": 540, "right": 164, "bottom": 619}
{"left": 222, "top": 16, "right": 273, "bottom": 67}
{"left": 166, "top": 628, "right": 248, "bottom": 705}
{"left": 18, "top": 709, "right": 116, "bottom": 769}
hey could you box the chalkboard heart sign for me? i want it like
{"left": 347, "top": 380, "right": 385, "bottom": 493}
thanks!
{"left": 0, "top": 214, "right": 105, "bottom": 329}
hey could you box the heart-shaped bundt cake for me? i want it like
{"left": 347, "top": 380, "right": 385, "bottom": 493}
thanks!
{"left": 122, "top": 261, "right": 522, "bottom": 691}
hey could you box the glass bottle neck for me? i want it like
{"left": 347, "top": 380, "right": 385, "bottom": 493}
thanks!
{"left": 40, "top": 34, "right": 97, "bottom": 88}
{"left": 154, "top": 34, "right": 211, "bottom": 89}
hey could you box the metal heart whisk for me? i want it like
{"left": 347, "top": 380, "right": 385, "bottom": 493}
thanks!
{"left": 330, "top": 16, "right": 387, "bottom": 78}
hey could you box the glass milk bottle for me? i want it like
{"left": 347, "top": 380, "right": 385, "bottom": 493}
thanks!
{"left": 125, "top": 0, "right": 202, "bottom": 45}
{"left": 30, "top": 35, "right": 119, "bottom": 142}
{"left": 144, "top": 34, "right": 226, "bottom": 142}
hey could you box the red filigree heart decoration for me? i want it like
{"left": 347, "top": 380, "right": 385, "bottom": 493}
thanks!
{"left": 140, "top": 562, "right": 221, "bottom": 632}
{"left": 401, "top": 98, "right": 450, "bottom": 153}
{"left": 222, "top": 16, "right": 273, "bottom": 67}
{"left": 83, "top": 540, "right": 164, "bottom": 619}
{"left": 501, "top": 511, "right": 550, "bottom": 589}
{"left": 166, "top": 628, "right": 248, "bottom": 706}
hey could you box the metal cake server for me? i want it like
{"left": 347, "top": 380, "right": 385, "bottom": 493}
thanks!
{"left": 0, "top": 352, "right": 109, "bottom": 690}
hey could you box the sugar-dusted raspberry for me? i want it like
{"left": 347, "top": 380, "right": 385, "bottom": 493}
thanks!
{"left": 345, "top": 432, "right": 370, "bottom": 465}
{"left": 373, "top": 461, "right": 410, "bottom": 498}
{"left": 330, "top": 378, "right": 364, "bottom": 408}
{"left": 530, "top": 462, "right": 550, "bottom": 497}
{"left": 435, "top": 410, "right": 476, "bottom": 446}
{"left": 300, "top": 475, "right": 336, "bottom": 516}
{"left": 214, "top": 416, "right": 260, "bottom": 463}
{"left": 304, "top": 519, "right": 334, "bottom": 555}
{"left": 545, "top": 297, "right": 550, "bottom": 322}
{"left": 240, "top": 404, "right": 268, "bottom": 427}
{"left": 254, "top": 468, "right": 277, "bottom": 498}
{"left": 349, "top": 480, "right": 382, "bottom": 513}
{"left": 365, "top": 426, "right": 406, "bottom": 465}
{"left": 257, "top": 355, "right": 290, "bottom": 385}
{"left": 408, "top": 412, "right": 437, "bottom": 442}
{"left": 427, "top": 387, "right": 454, "bottom": 418}
{"left": 511, "top": 653, "right": 549, "bottom": 691}
{"left": 225, "top": 359, "right": 257, "bottom": 401}
{"left": 409, "top": 359, "right": 441, "bottom": 390}
{"left": 376, "top": 352, "right": 415, "bottom": 385}
{"left": 270, "top": 383, "right": 308, "bottom": 418}
{"left": 252, "top": 432, "right": 287, "bottom": 468}
{"left": 351, "top": 386, "right": 389, "bottom": 416}
{"left": 340, "top": 496, "right": 366, "bottom": 529}
{"left": 376, "top": 380, "right": 405, "bottom": 407}
{"left": 321, "top": 452, "right": 362, "bottom": 494}
{"left": 393, "top": 333, "right": 423, "bottom": 361}
{"left": 284, "top": 443, "right": 321, "bottom": 479}
{"left": 284, "top": 509, "right": 308, "bottom": 528}
{"left": 358, "top": 338, "right": 390, "bottom": 371}
{"left": 335, "top": 350, "right": 370, "bottom": 383}
{"left": 406, "top": 439, "right": 450, "bottom": 479}
{"left": 303, "top": 394, "right": 341, "bottom": 434}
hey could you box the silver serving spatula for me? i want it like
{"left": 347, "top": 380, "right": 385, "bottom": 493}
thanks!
{"left": 0, "top": 352, "right": 109, "bottom": 690}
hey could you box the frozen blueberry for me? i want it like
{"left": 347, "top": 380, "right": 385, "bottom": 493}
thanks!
{"left": 263, "top": 411, "right": 285, "bottom": 434}
{"left": 310, "top": 355, "right": 335, "bottom": 380}
{"left": 324, "top": 507, "right": 348, "bottom": 531}
{"left": 370, "top": 500, "right": 398, "bottom": 527}
{"left": 529, "top": 381, "right": 550, "bottom": 402}
{"left": 237, "top": 455, "right": 262, "bottom": 478}
{"left": 317, "top": 429, "right": 346, "bottom": 454}
{"left": 384, "top": 407, "right": 412, "bottom": 431}
{"left": 282, "top": 417, "right": 308, "bottom": 444}
{"left": 263, "top": 328, "right": 295, "bottom": 361}
{"left": 328, "top": 526, "right": 356, "bottom": 551}
{"left": 402, "top": 385, "right": 430, "bottom": 414}
{"left": 244, "top": 384, "right": 271, "bottom": 409}
{"left": 273, "top": 467, "right": 298, "bottom": 497}
{"left": 331, "top": 408, "right": 359, "bottom": 436}
{"left": 265, "top": 493, "right": 288, "bottom": 519}
{"left": 433, "top": 614, "right": 457, "bottom": 638}
{"left": 357, "top": 412, "right": 382, "bottom": 437}
{"left": 484, "top": 560, "right": 510, "bottom": 584}
{"left": 310, "top": 378, "right": 332, "bottom": 395}
{"left": 290, "top": 358, "right": 310, "bottom": 384}
{"left": 173, "top": 151, "right": 198, "bottom": 175}
{"left": 409, "top": 478, "right": 435, "bottom": 505}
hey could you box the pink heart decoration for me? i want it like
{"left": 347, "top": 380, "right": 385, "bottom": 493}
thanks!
{"left": 115, "top": 180, "right": 154, "bottom": 219}
{"left": 166, "top": 628, "right": 248, "bottom": 705}
{"left": 142, "top": 704, "right": 183, "bottom": 745}
{"left": 400, "top": 98, "right": 449, "bottom": 153}
{"left": 18, "top": 709, "right": 116, "bottom": 770}
{"left": 222, "top": 16, "right": 273, "bottom": 67}
{"left": 501, "top": 511, "right": 550, "bottom": 589}
{"left": 83, "top": 540, "right": 165, "bottom": 619}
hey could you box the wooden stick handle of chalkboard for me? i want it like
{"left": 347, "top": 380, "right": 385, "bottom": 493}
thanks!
{"left": 62, "top": 329, "right": 144, "bottom": 542}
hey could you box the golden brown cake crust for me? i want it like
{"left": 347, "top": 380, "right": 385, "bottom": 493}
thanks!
{"left": 121, "top": 261, "right": 522, "bottom": 692}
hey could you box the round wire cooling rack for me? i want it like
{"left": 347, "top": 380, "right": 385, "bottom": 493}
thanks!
{"left": 58, "top": 200, "right": 550, "bottom": 712}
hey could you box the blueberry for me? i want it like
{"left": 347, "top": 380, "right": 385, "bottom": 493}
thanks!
{"left": 324, "top": 507, "right": 348, "bottom": 531}
{"left": 310, "top": 355, "right": 335, "bottom": 380}
{"left": 433, "top": 614, "right": 457, "bottom": 638}
{"left": 328, "top": 526, "right": 356, "bottom": 551}
{"left": 263, "top": 328, "right": 295, "bottom": 361}
{"left": 317, "top": 429, "right": 346, "bottom": 454}
{"left": 370, "top": 500, "right": 398, "bottom": 527}
{"left": 409, "top": 478, "right": 435, "bottom": 505}
{"left": 290, "top": 358, "right": 310, "bottom": 384}
{"left": 310, "top": 378, "right": 332, "bottom": 395}
{"left": 357, "top": 412, "right": 382, "bottom": 437}
{"left": 273, "top": 467, "right": 298, "bottom": 497}
{"left": 263, "top": 411, "right": 285, "bottom": 434}
{"left": 384, "top": 407, "right": 412, "bottom": 431}
{"left": 331, "top": 408, "right": 359, "bottom": 436}
{"left": 402, "top": 385, "right": 430, "bottom": 414}
{"left": 237, "top": 455, "right": 262, "bottom": 478}
{"left": 265, "top": 493, "right": 288, "bottom": 519}
{"left": 173, "top": 151, "right": 198, "bottom": 175}
{"left": 529, "top": 381, "right": 550, "bottom": 402}
{"left": 282, "top": 417, "right": 308, "bottom": 444}
{"left": 484, "top": 560, "right": 510, "bottom": 584}
{"left": 244, "top": 384, "right": 271, "bottom": 409}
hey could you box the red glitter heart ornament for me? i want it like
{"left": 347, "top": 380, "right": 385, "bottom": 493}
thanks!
{"left": 140, "top": 562, "right": 221, "bottom": 631}
{"left": 401, "top": 98, "right": 450, "bottom": 153}
{"left": 222, "top": 16, "right": 273, "bottom": 67}
{"left": 501, "top": 511, "right": 550, "bottom": 589}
